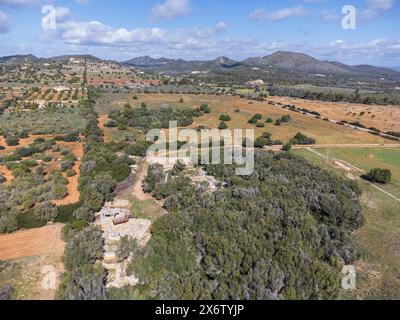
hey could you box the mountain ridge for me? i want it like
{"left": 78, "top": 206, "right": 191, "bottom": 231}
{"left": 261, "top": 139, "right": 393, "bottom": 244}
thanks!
{"left": 123, "top": 51, "right": 400, "bottom": 77}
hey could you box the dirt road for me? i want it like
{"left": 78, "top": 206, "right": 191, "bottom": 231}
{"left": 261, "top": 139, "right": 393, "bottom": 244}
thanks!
{"left": 132, "top": 162, "right": 153, "bottom": 201}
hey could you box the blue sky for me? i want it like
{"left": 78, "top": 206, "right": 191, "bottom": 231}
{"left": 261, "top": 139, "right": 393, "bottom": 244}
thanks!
{"left": 0, "top": 0, "right": 399, "bottom": 66}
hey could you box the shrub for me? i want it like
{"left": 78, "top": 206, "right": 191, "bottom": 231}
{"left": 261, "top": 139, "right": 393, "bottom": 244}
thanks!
{"left": 281, "top": 115, "right": 292, "bottom": 123}
{"left": 265, "top": 118, "right": 273, "bottom": 123}
{"left": 290, "top": 132, "right": 316, "bottom": 145}
{"left": 200, "top": 104, "right": 211, "bottom": 114}
{"left": 282, "top": 143, "right": 292, "bottom": 151}
{"left": 34, "top": 202, "right": 58, "bottom": 222}
{"left": 366, "top": 168, "right": 392, "bottom": 184}
{"left": 0, "top": 174, "right": 5, "bottom": 184}
{"left": 105, "top": 120, "right": 118, "bottom": 128}
{"left": 218, "top": 122, "right": 228, "bottom": 130}
{"left": 66, "top": 169, "right": 76, "bottom": 177}
{"left": 117, "top": 236, "right": 139, "bottom": 262}
{"left": 248, "top": 117, "right": 258, "bottom": 124}
{"left": 5, "top": 136, "right": 19, "bottom": 146}
{"left": 63, "top": 225, "right": 104, "bottom": 271}
{"left": 219, "top": 114, "right": 231, "bottom": 122}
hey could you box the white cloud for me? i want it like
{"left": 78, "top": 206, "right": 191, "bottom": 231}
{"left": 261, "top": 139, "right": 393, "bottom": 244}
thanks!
{"left": 249, "top": 6, "right": 306, "bottom": 21}
{"left": 0, "top": 0, "right": 38, "bottom": 7}
{"left": 55, "top": 7, "right": 71, "bottom": 22}
{"left": 38, "top": 7, "right": 400, "bottom": 64}
{"left": 360, "top": 0, "right": 397, "bottom": 19}
{"left": 320, "top": 9, "right": 340, "bottom": 22}
{"left": 0, "top": 10, "right": 9, "bottom": 33}
{"left": 151, "top": 0, "right": 191, "bottom": 21}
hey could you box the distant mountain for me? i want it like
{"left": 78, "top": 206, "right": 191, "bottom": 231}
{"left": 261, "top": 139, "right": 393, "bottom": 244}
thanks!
{"left": 244, "top": 51, "right": 400, "bottom": 77}
{"left": 123, "top": 51, "right": 400, "bottom": 80}
{"left": 124, "top": 56, "right": 175, "bottom": 67}
{"left": 243, "top": 51, "right": 354, "bottom": 75}
{"left": 49, "top": 54, "right": 101, "bottom": 62}
{"left": 0, "top": 54, "right": 41, "bottom": 64}
{"left": 124, "top": 55, "right": 244, "bottom": 74}
{"left": 391, "top": 66, "right": 400, "bottom": 72}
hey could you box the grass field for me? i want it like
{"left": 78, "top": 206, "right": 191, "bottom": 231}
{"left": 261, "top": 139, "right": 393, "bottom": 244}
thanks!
{"left": 268, "top": 96, "right": 400, "bottom": 133}
{"left": 294, "top": 148, "right": 400, "bottom": 299}
{"left": 97, "top": 92, "right": 398, "bottom": 145}
{"left": 315, "top": 148, "right": 400, "bottom": 198}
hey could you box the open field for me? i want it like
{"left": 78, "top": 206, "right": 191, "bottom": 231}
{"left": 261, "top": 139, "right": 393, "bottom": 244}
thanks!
{"left": 314, "top": 148, "right": 400, "bottom": 198}
{"left": 0, "top": 224, "right": 64, "bottom": 300}
{"left": 293, "top": 148, "right": 400, "bottom": 299}
{"left": 268, "top": 96, "right": 400, "bottom": 133}
{"left": 97, "top": 92, "right": 400, "bottom": 145}
{"left": 0, "top": 223, "right": 64, "bottom": 261}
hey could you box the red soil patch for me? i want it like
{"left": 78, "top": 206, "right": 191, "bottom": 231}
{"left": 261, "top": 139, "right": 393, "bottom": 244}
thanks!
{"left": 52, "top": 141, "right": 83, "bottom": 206}
{"left": 0, "top": 165, "right": 13, "bottom": 183}
{"left": 0, "top": 223, "right": 64, "bottom": 261}
{"left": 88, "top": 76, "right": 160, "bottom": 86}
{"left": 0, "top": 134, "right": 56, "bottom": 156}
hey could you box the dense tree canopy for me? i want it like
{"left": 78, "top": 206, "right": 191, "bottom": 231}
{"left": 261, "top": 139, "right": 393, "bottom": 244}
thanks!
{"left": 130, "top": 151, "right": 364, "bottom": 300}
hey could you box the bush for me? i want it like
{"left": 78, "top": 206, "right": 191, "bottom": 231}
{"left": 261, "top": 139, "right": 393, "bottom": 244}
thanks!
{"left": 218, "top": 122, "right": 228, "bottom": 130}
{"left": 0, "top": 174, "right": 5, "bottom": 184}
{"left": 33, "top": 202, "right": 58, "bottom": 222}
{"left": 66, "top": 169, "right": 76, "bottom": 177}
{"left": 63, "top": 225, "right": 104, "bottom": 271}
{"left": 105, "top": 120, "right": 118, "bottom": 128}
{"left": 17, "top": 211, "right": 46, "bottom": 230}
{"left": 200, "top": 104, "right": 211, "bottom": 114}
{"left": 219, "top": 114, "right": 231, "bottom": 122}
{"left": 5, "top": 136, "right": 19, "bottom": 146}
{"left": 290, "top": 132, "right": 316, "bottom": 145}
{"left": 281, "top": 115, "right": 292, "bottom": 123}
{"left": 282, "top": 143, "right": 292, "bottom": 151}
{"left": 365, "top": 168, "right": 392, "bottom": 184}
{"left": 57, "top": 265, "right": 107, "bottom": 300}
{"left": 117, "top": 236, "right": 139, "bottom": 262}
{"left": 248, "top": 117, "right": 257, "bottom": 124}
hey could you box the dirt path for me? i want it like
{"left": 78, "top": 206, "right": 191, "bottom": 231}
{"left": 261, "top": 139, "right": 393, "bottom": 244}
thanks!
{"left": 132, "top": 162, "right": 153, "bottom": 201}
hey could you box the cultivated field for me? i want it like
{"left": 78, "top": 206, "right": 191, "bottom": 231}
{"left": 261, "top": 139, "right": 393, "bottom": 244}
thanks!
{"left": 0, "top": 224, "right": 65, "bottom": 300}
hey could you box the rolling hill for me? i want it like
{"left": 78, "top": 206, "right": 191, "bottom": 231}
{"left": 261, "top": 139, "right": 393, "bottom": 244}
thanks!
{"left": 124, "top": 51, "right": 400, "bottom": 81}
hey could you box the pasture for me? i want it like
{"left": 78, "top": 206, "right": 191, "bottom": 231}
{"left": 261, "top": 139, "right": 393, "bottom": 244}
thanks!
{"left": 97, "top": 92, "right": 400, "bottom": 145}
